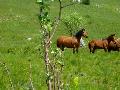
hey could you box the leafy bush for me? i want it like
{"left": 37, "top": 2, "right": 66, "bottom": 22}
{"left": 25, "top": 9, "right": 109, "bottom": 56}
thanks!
{"left": 62, "top": 12, "right": 87, "bottom": 36}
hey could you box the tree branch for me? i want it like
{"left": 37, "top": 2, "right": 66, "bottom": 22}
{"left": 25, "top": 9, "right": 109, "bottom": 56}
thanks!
{"left": 47, "top": 1, "right": 79, "bottom": 45}
{"left": 47, "top": 0, "right": 62, "bottom": 45}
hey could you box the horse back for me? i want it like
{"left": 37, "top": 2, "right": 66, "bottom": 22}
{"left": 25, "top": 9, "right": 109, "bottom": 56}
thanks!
{"left": 89, "top": 39, "right": 108, "bottom": 48}
{"left": 57, "top": 36, "right": 79, "bottom": 48}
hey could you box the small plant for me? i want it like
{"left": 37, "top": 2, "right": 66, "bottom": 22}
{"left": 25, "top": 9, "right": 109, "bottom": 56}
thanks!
{"left": 36, "top": 0, "right": 63, "bottom": 89}
{"left": 36, "top": 0, "right": 82, "bottom": 90}
{"left": 0, "top": 61, "right": 14, "bottom": 90}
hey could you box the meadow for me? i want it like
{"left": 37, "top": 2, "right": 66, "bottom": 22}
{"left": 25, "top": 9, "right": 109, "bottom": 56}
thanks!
{"left": 0, "top": 0, "right": 120, "bottom": 90}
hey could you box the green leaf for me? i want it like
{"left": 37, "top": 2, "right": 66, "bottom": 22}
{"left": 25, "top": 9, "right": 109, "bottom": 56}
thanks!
{"left": 73, "top": 76, "right": 79, "bottom": 86}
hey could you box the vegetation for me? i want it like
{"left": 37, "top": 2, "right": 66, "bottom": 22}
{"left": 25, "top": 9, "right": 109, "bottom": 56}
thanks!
{"left": 0, "top": 0, "right": 120, "bottom": 89}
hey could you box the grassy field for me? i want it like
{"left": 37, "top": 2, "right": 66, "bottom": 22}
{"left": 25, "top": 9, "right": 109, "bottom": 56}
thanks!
{"left": 0, "top": 0, "right": 120, "bottom": 90}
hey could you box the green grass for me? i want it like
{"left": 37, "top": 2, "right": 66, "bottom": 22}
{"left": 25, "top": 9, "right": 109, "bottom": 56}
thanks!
{"left": 0, "top": 0, "right": 120, "bottom": 89}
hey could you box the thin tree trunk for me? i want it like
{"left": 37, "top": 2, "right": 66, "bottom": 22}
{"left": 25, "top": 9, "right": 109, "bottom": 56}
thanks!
{"left": 57, "top": 71, "right": 60, "bottom": 90}
{"left": 53, "top": 65, "right": 56, "bottom": 90}
{"left": 44, "top": 36, "right": 52, "bottom": 90}
{"left": 39, "top": 1, "right": 79, "bottom": 90}
{"left": 45, "top": 47, "right": 52, "bottom": 90}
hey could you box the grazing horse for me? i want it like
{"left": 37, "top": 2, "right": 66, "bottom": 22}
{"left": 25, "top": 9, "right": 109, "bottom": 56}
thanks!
{"left": 57, "top": 28, "right": 88, "bottom": 53}
{"left": 88, "top": 34, "right": 116, "bottom": 53}
{"left": 108, "top": 38, "right": 120, "bottom": 52}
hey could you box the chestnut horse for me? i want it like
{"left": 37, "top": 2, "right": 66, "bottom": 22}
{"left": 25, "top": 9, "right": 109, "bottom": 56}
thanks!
{"left": 108, "top": 38, "right": 120, "bottom": 52}
{"left": 88, "top": 34, "right": 116, "bottom": 53}
{"left": 57, "top": 28, "right": 88, "bottom": 53}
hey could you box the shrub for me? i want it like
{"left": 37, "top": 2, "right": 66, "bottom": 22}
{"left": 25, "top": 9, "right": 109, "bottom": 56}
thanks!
{"left": 62, "top": 12, "right": 86, "bottom": 36}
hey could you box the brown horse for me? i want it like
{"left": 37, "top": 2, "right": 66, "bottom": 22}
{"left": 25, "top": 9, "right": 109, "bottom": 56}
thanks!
{"left": 88, "top": 34, "right": 116, "bottom": 53}
{"left": 57, "top": 28, "right": 88, "bottom": 53}
{"left": 108, "top": 38, "right": 120, "bottom": 52}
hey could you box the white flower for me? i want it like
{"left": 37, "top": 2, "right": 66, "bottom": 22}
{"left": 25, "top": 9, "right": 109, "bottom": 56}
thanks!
{"left": 96, "top": 4, "right": 100, "bottom": 8}
{"left": 42, "top": 31, "right": 45, "bottom": 34}
{"left": 59, "top": 51, "right": 62, "bottom": 57}
{"left": 56, "top": 48, "right": 60, "bottom": 51}
{"left": 78, "top": 0, "right": 81, "bottom": 3}
{"left": 50, "top": 41, "right": 52, "bottom": 44}
{"left": 73, "top": 0, "right": 81, "bottom": 3}
{"left": 16, "top": 15, "right": 21, "bottom": 18}
{"left": 66, "top": 83, "right": 69, "bottom": 86}
{"left": 27, "top": 37, "right": 32, "bottom": 41}
{"left": 51, "top": 50, "right": 55, "bottom": 54}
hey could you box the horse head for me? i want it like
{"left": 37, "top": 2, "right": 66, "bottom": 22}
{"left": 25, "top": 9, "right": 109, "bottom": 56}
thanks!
{"left": 75, "top": 28, "right": 88, "bottom": 38}
{"left": 107, "top": 34, "right": 116, "bottom": 43}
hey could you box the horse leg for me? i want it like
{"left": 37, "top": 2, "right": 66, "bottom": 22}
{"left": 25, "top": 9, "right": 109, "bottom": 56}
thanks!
{"left": 92, "top": 48, "right": 95, "bottom": 53}
{"left": 61, "top": 45, "right": 64, "bottom": 51}
{"left": 89, "top": 48, "right": 92, "bottom": 53}
{"left": 108, "top": 47, "right": 112, "bottom": 52}
{"left": 90, "top": 47, "right": 95, "bottom": 53}
{"left": 89, "top": 43, "right": 94, "bottom": 53}
{"left": 117, "top": 48, "right": 119, "bottom": 52}
{"left": 76, "top": 48, "right": 79, "bottom": 53}
{"left": 108, "top": 49, "right": 111, "bottom": 52}
{"left": 60, "top": 45, "right": 64, "bottom": 51}
{"left": 104, "top": 47, "right": 107, "bottom": 52}
{"left": 73, "top": 48, "right": 75, "bottom": 54}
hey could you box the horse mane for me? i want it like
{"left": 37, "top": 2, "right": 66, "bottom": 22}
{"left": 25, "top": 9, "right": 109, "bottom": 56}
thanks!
{"left": 75, "top": 28, "right": 85, "bottom": 38}
{"left": 102, "top": 34, "right": 115, "bottom": 40}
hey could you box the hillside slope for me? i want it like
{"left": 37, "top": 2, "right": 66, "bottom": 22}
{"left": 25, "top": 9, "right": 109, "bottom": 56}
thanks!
{"left": 0, "top": 0, "right": 120, "bottom": 89}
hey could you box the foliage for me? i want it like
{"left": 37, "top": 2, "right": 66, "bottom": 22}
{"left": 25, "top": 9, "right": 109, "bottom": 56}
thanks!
{"left": 62, "top": 12, "right": 87, "bottom": 35}
{"left": 37, "top": 0, "right": 64, "bottom": 89}
{"left": 37, "top": 0, "right": 52, "bottom": 32}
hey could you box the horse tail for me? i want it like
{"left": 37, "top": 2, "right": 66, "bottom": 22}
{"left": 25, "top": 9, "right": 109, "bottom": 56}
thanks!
{"left": 88, "top": 42, "right": 91, "bottom": 49}
{"left": 88, "top": 42, "right": 92, "bottom": 49}
{"left": 88, "top": 41, "right": 95, "bottom": 53}
{"left": 57, "top": 41, "right": 60, "bottom": 47}
{"left": 57, "top": 39, "right": 61, "bottom": 47}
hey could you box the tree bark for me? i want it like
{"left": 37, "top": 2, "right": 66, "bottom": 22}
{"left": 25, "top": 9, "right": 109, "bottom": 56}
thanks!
{"left": 44, "top": 36, "right": 52, "bottom": 90}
